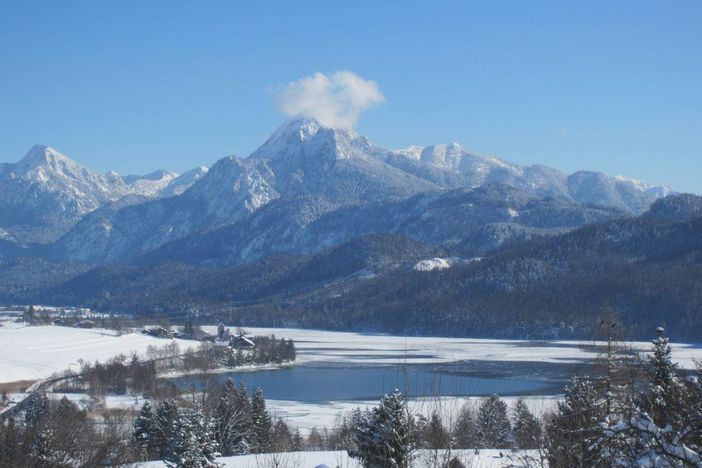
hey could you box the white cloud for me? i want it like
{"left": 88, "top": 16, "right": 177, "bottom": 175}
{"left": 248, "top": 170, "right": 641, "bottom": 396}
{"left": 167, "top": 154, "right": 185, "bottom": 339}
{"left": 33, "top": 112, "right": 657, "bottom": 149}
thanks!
{"left": 276, "top": 71, "right": 385, "bottom": 130}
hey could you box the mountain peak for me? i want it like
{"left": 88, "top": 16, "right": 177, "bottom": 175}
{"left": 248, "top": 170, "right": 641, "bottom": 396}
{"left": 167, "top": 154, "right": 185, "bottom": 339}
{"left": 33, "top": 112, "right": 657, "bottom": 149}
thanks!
{"left": 276, "top": 115, "right": 324, "bottom": 139}
{"left": 19, "top": 145, "right": 72, "bottom": 169}
{"left": 250, "top": 115, "right": 362, "bottom": 161}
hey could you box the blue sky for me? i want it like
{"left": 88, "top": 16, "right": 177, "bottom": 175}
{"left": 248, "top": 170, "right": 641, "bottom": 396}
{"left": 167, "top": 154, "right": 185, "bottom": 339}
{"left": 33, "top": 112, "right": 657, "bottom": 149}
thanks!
{"left": 0, "top": 1, "right": 700, "bottom": 192}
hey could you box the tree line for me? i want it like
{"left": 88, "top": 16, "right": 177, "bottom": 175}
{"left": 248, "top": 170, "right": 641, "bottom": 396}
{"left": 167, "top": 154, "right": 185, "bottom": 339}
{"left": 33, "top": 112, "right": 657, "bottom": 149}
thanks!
{"left": 3, "top": 327, "right": 700, "bottom": 466}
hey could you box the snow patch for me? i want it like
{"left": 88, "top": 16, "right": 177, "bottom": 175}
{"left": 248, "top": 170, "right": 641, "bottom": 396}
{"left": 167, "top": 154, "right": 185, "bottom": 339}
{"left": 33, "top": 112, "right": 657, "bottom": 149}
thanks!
{"left": 414, "top": 257, "right": 452, "bottom": 271}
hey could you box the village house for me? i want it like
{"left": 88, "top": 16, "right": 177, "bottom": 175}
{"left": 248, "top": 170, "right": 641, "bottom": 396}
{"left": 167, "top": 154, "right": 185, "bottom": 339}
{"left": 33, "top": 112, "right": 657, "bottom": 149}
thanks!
{"left": 73, "top": 319, "right": 95, "bottom": 329}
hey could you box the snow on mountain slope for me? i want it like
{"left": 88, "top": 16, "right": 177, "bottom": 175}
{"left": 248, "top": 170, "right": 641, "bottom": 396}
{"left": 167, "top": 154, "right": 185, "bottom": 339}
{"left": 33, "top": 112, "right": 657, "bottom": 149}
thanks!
{"left": 158, "top": 166, "right": 209, "bottom": 197}
{"left": 0, "top": 146, "right": 132, "bottom": 243}
{"left": 9, "top": 117, "right": 674, "bottom": 264}
{"left": 52, "top": 118, "right": 439, "bottom": 264}
{"left": 250, "top": 116, "right": 438, "bottom": 202}
{"left": 53, "top": 156, "right": 279, "bottom": 263}
{"left": 386, "top": 141, "right": 669, "bottom": 213}
{"left": 121, "top": 168, "right": 210, "bottom": 198}
{"left": 414, "top": 257, "right": 453, "bottom": 271}
{"left": 565, "top": 170, "right": 669, "bottom": 213}
{"left": 0, "top": 146, "right": 206, "bottom": 245}
{"left": 122, "top": 169, "right": 178, "bottom": 197}
{"left": 142, "top": 184, "right": 624, "bottom": 267}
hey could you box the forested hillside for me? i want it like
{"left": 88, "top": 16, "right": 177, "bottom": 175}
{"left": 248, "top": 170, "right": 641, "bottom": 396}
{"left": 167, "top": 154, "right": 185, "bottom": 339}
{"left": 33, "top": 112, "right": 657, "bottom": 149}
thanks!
{"left": 3, "top": 195, "right": 701, "bottom": 341}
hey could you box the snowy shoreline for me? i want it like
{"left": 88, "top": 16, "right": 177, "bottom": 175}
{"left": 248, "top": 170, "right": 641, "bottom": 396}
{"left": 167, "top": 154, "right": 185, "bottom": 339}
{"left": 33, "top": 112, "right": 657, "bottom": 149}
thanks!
{"left": 3, "top": 323, "right": 702, "bottom": 386}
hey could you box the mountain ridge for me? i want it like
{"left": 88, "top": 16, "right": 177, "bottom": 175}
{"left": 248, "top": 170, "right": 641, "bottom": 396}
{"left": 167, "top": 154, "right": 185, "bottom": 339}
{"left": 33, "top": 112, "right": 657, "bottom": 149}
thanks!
{"left": 0, "top": 145, "right": 206, "bottom": 244}
{"left": 1, "top": 117, "right": 678, "bottom": 263}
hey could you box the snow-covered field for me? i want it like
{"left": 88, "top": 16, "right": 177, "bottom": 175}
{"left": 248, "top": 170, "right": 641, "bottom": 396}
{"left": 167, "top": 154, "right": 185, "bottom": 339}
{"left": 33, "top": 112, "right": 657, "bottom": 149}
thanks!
{"left": 140, "top": 449, "right": 541, "bottom": 467}
{"left": 222, "top": 326, "right": 702, "bottom": 369}
{"left": 0, "top": 324, "right": 199, "bottom": 383}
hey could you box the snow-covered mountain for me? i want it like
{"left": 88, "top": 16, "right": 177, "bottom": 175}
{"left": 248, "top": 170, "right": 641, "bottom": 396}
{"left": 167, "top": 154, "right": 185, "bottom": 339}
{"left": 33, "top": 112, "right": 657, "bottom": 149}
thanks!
{"left": 122, "top": 170, "right": 178, "bottom": 197}
{"left": 52, "top": 155, "right": 280, "bottom": 263}
{"left": 2, "top": 117, "right": 674, "bottom": 263}
{"left": 384, "top": 142, "right": 669, "bottom": 213}
{"left": 0, "top": 145, "right": 130, "bottom": 243}
{"left": 158, "top": 166, "right": 209, "bottom": 198}
{"left": 139, "top": 184, "right": 626, "bottom": 267}
{"left": 0, "top": 145, "right": 205, "bottom": 244}
{"left": 252, "top": 116, "right": 669, "bottom": 213}
{"left": 48, "top": 116, "right": 670, "bottom": 266}
{"left": 250, "top": 116, "right": 437, "bottom": 202}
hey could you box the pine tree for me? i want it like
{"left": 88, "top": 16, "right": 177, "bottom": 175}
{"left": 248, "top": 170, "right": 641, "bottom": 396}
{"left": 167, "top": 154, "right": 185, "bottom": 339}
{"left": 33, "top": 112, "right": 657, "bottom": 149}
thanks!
{"left": 647, "top": 326, "right": 683, "bottom": 426}
{"left": 250, "top": 387, "right": 272, "bottom": 453}
{"left": 453, "top": 403, "right": 477, "bottom": 449}
{"left": 154, "top": 399, "right": 180, "bottom": 460}
{"left": 134, "top": 401, "right": 158, "bottom": 460}
{"left": 291, "top": 428, "right": 304, "bottom": 452}
{"left": 422, "top": 411, "right": 449, "bottom": 449}
{"left": 24, "top": 391, "right": 49, "bottom": 426}
{"left": 184, "top": 319, "right": 195, "bottom": 338}
{"left": 511, "top": 399, "right": 541, "bottom": 449}
{"left": 349, "top": 389, "right": 417, "bottom": 468}
{"left": 545, "top": 376, "right": 603, "bottom": 466}
{"left": 476, "top": 394, "right": 511, "bottom": 449}
{"left": 213, "top": 378, "right": 252, "bottom": 456}
{"left": 0, "top": 417, "right": 21, "bottom": 465}
{"left": 596, "top": 327, "right": 702, "bottom": 465}
{"left": 29, "top": 426, "right": 54, "bottom": 466}
{"left": 168, "top": 408, "right": 219, "bottom": 468}
{"left": 272, "top": 419, "right": 293, "bottom": 452}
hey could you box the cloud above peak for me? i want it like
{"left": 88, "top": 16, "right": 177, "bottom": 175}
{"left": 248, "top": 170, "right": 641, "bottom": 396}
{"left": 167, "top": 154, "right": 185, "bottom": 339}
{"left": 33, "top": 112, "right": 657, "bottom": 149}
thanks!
{"left": 276, "top": 71, "right": 385, "bottom": 130}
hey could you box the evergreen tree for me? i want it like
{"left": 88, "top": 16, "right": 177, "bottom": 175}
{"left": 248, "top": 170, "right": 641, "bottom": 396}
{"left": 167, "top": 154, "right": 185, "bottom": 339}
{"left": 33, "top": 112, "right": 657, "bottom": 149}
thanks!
{"left": 250, "top": 387, "right": 272, "bottom": 453}
{"left": 134, "top": 401, "right": 158, "bottom": 460}
{"left": 29, "top": 426, "right": 54, "bottom": 466}
{"left": 213, "top": 379, "right": 251, "bottom": 456}
{"left": 183, "top": 319, "right": 195, "bottom": 338}
{"left": 272, "top": 419, "right": 293, "bottom": 452}
{"left": 291, "top": 428, "right": 304, "bottom": 452}
{"left": 168, "top": 408, "right": 219, "bottom": 468}
{"left": 596, "top": 327, "right": 702, "bottom": 466}
{"left": 24, "top": 391, "right": 49, "bottom": 426}
{"left": 154, "top": 399, "right": 180, "bottom": 460}
{"left": 647, "top": 326, "right": 683, "bottom": 426}
{"left": 0, "top": 417, "right": 21, "bottom": 465}
{"left": 422, "top": 411, "right": 450, "bottom": 449}
{"left": 453, "top": 404, "right": 477, "bottom": 449}
{"left": 349, "top": 389, "right": 417, "bottom": 468}
{"left": 545, "top": 376, "right": 603, "bottom": 466}
{"left": 476, "top": 394, "right": 511, "bottom": 449}
{"left": 511, "top": 399, "right": 541, "bottom": 449}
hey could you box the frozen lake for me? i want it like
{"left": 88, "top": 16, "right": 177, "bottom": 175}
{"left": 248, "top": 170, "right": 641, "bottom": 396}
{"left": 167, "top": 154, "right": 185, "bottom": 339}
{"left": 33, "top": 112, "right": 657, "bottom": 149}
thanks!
{"left": 183, "top": 326, "right": 702, "bottom": 431}
{"left": 180, "top": 361, "right": 567, "bottom": 402}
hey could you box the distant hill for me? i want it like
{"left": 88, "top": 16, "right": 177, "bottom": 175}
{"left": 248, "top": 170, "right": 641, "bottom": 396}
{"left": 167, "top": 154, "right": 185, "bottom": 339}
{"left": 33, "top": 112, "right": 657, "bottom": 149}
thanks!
{"left": 4, "top": 194, "right": 702, "bottom": 341}
{"left": 242, "top": 193, "right": 701, "bottom": 340}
